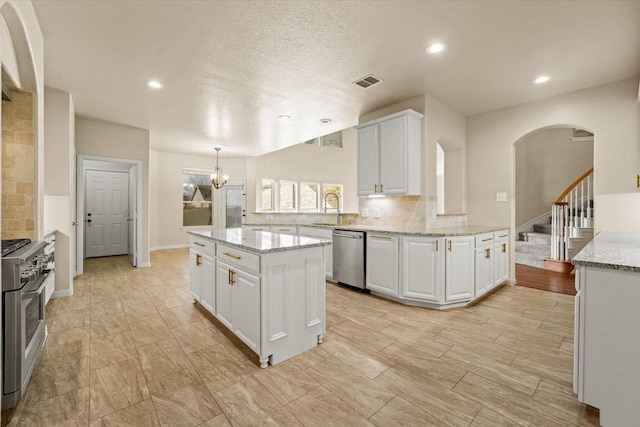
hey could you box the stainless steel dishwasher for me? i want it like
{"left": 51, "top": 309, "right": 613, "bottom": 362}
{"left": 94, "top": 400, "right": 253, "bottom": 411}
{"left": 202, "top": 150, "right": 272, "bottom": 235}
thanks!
{"left": 332, "top": 229, "right": 366, "bottom": 290}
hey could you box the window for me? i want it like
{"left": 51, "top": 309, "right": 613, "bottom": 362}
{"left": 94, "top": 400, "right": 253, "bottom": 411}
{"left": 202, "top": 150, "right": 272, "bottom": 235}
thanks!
{"left": 183, "top": 169, "right": 213, "bottom": 227}
{"left": 300, "top": 182, "right": 320, "bottom": 211}
{"left": 261, "top": 179, "right": 275, "bottom": 211}
{"left": 322, "top": 184, "right": 343, "bottom": 212}
{"left": 278, "top": 181, "right": 297, "bottom": 212}
{"left": 303, "top": 131, "right": 342, "bottom": 148}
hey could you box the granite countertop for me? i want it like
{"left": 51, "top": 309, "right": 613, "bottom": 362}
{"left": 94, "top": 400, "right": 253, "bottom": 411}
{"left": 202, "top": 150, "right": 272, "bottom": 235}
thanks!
{"left": 246, "top": 223, "right": 508, "bottom": 237}
{"left": 572, "top": 232, "right": 640, "bottom": 272}
{"left": 188, "top": 228, "right": 331, "bottom": 254}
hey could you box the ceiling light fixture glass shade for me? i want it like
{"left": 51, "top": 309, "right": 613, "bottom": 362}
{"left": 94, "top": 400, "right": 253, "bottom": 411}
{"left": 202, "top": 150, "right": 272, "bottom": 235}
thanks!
{"left": 210, "top": 147, "right": 229, "bottom": 189}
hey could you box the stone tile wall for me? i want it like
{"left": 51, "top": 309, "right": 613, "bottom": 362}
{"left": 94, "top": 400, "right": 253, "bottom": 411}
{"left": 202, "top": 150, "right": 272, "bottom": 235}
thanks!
{"left": 2, "top": 91, "right": 35, "bottom": 240}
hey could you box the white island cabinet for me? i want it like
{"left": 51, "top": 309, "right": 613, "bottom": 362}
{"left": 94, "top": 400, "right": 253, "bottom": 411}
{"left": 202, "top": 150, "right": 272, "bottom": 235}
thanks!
{"left": 188, "top": 228, "right": 330, "bottom": 368}
{"left": 573, "top": 232, "right": 640, "bottom": 427}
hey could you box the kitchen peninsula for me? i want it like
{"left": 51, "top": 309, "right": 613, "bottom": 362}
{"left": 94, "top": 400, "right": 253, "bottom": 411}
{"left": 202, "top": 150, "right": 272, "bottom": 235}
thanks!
{"left": 188, "top": 228, "right": 331, "bottom": 368}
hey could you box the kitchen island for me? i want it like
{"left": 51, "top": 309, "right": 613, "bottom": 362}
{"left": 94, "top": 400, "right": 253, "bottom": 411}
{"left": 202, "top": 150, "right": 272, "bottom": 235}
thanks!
{"left": 188, "top": 228, "right": 331, "bottom": 368}
{"left": 572, "top": 232, "right": 640, "bottom": 427}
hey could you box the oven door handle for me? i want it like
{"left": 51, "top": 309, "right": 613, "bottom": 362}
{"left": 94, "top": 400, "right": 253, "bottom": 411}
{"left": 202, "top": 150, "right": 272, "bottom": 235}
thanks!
{"left": 21, "top": 273, "right": 50, "bottom": 300}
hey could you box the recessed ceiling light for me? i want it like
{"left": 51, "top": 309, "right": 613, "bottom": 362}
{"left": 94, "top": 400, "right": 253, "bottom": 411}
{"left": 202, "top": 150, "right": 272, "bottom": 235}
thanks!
{"left": 146, "top": 80, "right": 164, "bottom": 89}
{"left": 319, "top": 118, "right": 331, "bottom": 124}
{"left": 533, "top": 75, "right": 550, "bottom": 84}
{"left": 279, "top": 115, "right": 291, "bottom": 120}
{"left": 426, "top": 42, "right": 446, "bottom": 54}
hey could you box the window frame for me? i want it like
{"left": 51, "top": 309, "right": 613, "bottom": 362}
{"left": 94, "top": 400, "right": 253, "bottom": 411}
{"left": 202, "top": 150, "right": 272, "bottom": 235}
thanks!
{"left": 182, "top": 168, "right": 214, "bottom": 228}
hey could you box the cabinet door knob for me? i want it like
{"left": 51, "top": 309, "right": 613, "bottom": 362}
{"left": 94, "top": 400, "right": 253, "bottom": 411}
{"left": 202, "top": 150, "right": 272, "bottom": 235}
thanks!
{"left": 435, "top": 240, "right": 439, "bottom": 252}
{"left": 448, "top": 240, "right": 452, "bottom": 252}
{"left": 380, "top": 184, "right": 383, "bottom": 193}
{"left": 502, "top": 243, "right": 507, "bottom": 253}
{"left": 374, "top": 184, "right": 378, "bottom": 193}
{"left": 196, "top": 254, "right": 201, "bottom": 266}
{"left": 485, "top": 248, "right": 491, "bottom": 259}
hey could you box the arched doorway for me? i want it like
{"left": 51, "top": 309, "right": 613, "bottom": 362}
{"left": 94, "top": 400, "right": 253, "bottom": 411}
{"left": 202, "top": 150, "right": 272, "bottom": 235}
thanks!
{"left": 513, "top": 126, "right": 594, "bottom": 294}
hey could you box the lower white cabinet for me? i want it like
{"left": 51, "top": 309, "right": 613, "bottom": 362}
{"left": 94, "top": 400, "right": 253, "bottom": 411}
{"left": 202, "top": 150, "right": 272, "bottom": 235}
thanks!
{"left": 401, "top": 236, "right": 443, "bottom": 302}
{"left": 493, "top": 231, "right": 509, "bottom": 286}
{"left": 367, "top": 234, "right": 399, "bottom": 296}
{"left": 189, "top": 249, "right": 203, "bottom": 302}
{"left": 445, "top": 236, "right": 475, "bottom": 302}
{"left": 298, "top": 226, "right": 333, "bottom": 280}
{"left": 216, "top": 260, "right": 260, "bottom": 353}
{"left": 474, "top": 233, "right": 494, "bottom": 298}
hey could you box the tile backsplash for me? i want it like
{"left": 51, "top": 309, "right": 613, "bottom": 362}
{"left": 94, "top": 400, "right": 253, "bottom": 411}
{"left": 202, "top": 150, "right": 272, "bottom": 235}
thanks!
{"left": 2, "top": 91, "right": 35, "bottom": 240}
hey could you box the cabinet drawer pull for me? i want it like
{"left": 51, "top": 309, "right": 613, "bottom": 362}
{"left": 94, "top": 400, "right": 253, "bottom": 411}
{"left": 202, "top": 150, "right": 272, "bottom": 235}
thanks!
{"left": 371, "top": 235, "right": 392, "bottom": 240}
{"left": 223, "top": 252, "right": 241, "bottom": 260}
{"left": 499, "top": 234, "right": 508, "bottom": 238}
{"left": 195, "top": 254, "right": 201, "bottom": 267}
{"left": 482, "top": 238, "right": 493, "bottom": 242}
{"left": 193, "top": 242, "right": 205, "bottom": 247}
{"left": 277, "top": 228, "right": 290, "bottom": 231}
{"left": 485, "top": 248, "right": 491, "bottom": 259}
{"left": 252, "top": 228, "right": 264, "bottom": 231}
{"left": 502, "top": 243, "right": 507, "bottom": 253}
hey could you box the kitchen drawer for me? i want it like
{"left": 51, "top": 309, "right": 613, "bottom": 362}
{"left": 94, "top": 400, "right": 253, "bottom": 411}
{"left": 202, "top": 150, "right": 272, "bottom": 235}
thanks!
{"left": 190, "top": 235, "right": 215, "bottom": 256}
{"left": 269, "top": 226, "right": 297, "bottom": 235}
{"left": 494, "top": 230, "right": 509, "bottom": 241}
{"left": 244, "top": 226, "right": 268, "bottom": 232}
{"left": 217, "top": 244, "right": 260, "bottom": 274}
{"left": 475, "top": 233, "right": 494, "bottom": 247}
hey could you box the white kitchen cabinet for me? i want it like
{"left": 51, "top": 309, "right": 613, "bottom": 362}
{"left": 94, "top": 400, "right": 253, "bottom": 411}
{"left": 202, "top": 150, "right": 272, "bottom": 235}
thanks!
{"left": 269, "top": 225, "right": 297, "bottom": 235}
{"left": 493, "top": 230, "right": 509, "bottom": 286}
{"left": 474, "top": 233, "right": 494, "bottom": 298}
{"left": 401, "top": 236, "right": 443, "bottom": 303}
{"left": 367, "top": 234, "right": 399, "bottom": 296}
{"left": 444, "top": 236, "right": 475, "bottom": 302}
{"left": 216, "top": 260, "right": 260, "bottom": 353}
{"left": 189, "top": 235, "right": 216, "bottom": 304}
{"left": 298, "top": 226, "right": 333, "bottom": 280}
{"left": 356, "top": 109, "right": 423, "bottom": 196}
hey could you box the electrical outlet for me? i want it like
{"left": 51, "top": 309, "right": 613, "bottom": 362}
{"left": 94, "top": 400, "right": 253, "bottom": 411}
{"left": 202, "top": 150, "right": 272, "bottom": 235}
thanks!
{"left": 266, "top": 215, "right": 274, "bottom": 220}
{"left": 373, "top": 208, "right": 380, "bottom": 218}
{"left": 496, "top": 192, "right": 508, "bottom": 202}
{"left": 360, "top": 208, "right": 369, "bottom": 218}
{"left": 300, "top": 215, "right": 307, "bottom": 219}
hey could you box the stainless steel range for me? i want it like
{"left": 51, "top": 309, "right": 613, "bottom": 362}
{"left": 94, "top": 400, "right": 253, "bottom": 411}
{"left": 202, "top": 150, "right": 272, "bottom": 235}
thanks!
{"left": 1, "top": 239, "right": 53, "bottom": 409}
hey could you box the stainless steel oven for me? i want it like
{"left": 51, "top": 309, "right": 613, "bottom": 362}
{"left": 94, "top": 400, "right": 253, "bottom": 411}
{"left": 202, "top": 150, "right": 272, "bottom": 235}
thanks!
{"left": 2, "top": 239, "right": 52, "bottom": 409}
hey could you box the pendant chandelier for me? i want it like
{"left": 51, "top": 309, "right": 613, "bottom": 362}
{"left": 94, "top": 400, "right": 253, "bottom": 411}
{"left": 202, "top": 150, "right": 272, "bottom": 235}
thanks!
{"left": 210, "top": 147, "right": 229, "bottom": 189}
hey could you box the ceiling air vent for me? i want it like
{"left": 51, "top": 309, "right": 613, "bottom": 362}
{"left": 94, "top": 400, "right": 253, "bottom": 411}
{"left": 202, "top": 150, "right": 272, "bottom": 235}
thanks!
{"left": 353, "top": 74, "right": 382, "bottom": 89}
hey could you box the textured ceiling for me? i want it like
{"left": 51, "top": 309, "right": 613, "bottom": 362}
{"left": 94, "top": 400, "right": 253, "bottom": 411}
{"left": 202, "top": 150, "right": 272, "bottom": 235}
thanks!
{"left": 31, "top": 0, "right": 640, "bottom": 158}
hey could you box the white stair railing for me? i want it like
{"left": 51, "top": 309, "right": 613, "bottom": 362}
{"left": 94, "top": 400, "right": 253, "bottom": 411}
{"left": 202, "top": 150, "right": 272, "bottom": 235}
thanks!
{"left": 550, "top": 168, "right": 593, "bottom": 261}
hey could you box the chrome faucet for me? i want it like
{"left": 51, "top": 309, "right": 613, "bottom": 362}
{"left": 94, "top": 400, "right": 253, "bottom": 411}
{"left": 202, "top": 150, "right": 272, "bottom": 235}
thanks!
{"left": 324, "top": 192, "right": 340, "bottom": 213}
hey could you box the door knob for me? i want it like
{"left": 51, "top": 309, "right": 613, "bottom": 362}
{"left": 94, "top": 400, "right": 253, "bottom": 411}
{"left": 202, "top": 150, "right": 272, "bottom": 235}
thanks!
{"left": 87, "top": 219, "right": 92, "bottom": 223}
{"left": 87, "top": 213, "right": 92, "bottom": 217}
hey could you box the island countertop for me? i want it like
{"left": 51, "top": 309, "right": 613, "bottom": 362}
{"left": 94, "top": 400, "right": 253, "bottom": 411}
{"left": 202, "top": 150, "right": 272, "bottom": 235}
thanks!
{"left": 188, "top": 228, "right": 331, "bottom": 254}
{"left": 572, "top": 232, "right": 640, "bottom": 272}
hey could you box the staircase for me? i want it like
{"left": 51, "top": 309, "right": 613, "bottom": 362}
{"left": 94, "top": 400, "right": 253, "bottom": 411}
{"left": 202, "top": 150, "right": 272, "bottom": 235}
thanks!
{"left": 516, "top": 168, "right": 594, "bottom": 271}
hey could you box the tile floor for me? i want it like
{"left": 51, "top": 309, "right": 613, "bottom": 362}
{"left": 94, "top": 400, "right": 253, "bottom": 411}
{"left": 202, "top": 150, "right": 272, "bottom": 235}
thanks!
{"left": 2, "top": 248, "right": 599, "bottom": 426}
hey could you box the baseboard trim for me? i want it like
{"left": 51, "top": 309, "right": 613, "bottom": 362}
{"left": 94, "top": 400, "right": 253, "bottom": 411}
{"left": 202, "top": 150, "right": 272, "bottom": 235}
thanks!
{"left": 150, "top": 244, "right": 190, "bottom": 251}
{"left": 51, "top": 289, "right": 73, "bottom": 299}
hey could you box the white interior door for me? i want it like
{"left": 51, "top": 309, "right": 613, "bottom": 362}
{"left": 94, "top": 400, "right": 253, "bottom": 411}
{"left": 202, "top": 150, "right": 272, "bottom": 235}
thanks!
{"left": 85, "top": 170, "right": 129, "bottom": 258}
{"left": 128, "top": 166, "right": 137, "bottom": 266}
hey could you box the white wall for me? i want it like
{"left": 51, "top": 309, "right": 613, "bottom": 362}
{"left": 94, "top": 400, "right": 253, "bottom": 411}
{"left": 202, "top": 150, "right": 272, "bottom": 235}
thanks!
{"left": 515, "top": 127, "right": 594, "bottom": 227}
{"left": 43, "top": 87, "right": 75, "bottom": 294}
{"left": 150, "top": 149, "right": 248, "bottom": 249}
{"left": 467, "top": 78, "right": 640, "bottom": 231}
{"left": 253, "top": 128, "right": 358, "bottom": 214}
{"left": 75, "top": 117, "right": 151, "bottom": 265}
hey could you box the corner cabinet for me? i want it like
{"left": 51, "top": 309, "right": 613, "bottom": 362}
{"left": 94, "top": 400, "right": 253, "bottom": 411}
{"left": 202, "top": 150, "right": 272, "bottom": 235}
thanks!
{"left": 356, "top": 109, "right": 423, "bottom": 196}
{"left": 401, "top": 236, "right": 443, "bottom": 303}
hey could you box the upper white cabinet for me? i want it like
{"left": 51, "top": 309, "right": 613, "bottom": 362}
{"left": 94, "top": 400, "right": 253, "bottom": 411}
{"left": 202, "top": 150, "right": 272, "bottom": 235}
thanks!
{"left": 356, "top": 109, "right": 423, "bottom": 196}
